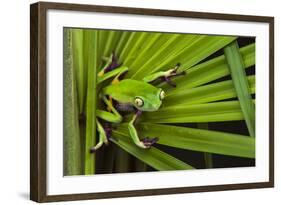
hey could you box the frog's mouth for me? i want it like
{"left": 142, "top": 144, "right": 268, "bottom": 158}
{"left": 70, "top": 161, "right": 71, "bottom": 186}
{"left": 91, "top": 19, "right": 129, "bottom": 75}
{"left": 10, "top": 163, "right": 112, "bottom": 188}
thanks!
{"left": 153, "top": 100, "right": 163, "bottom": 110}
{"left": 140, "top": 100, "right": 162, "bottom": 112}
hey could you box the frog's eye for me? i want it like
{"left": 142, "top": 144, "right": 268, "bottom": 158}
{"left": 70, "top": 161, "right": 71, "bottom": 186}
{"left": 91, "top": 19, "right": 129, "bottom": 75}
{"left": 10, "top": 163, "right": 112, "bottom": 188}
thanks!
{"left": 159, "top": 90, "right": 165, "bottom": 100}
{"left": 135, "top": 97, "right": 144, "bottom": 107}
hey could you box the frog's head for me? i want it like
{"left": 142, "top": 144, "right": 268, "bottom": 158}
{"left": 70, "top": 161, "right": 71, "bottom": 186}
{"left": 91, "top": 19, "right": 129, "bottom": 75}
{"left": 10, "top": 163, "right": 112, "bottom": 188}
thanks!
{"left": 133, "top": 86, "right": 165, "bottom": 112}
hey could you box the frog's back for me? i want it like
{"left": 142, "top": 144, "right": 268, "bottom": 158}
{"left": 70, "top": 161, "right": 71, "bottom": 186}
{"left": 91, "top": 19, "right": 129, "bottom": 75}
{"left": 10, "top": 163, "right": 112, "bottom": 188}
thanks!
{"left": 102, "top": 79, "right": 160, "bottom": 103}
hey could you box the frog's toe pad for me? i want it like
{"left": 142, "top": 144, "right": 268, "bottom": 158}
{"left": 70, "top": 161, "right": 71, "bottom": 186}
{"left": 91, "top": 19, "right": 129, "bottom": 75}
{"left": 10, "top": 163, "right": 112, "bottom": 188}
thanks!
{"left": 141, "top": 137, "right": 159, "bottom": 148}
{"left": 89, "top": 147, "right": 97, "bottom": 153}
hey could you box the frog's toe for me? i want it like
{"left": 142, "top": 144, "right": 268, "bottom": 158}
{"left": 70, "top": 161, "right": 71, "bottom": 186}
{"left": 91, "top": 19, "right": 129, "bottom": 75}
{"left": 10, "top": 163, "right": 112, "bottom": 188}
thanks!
{"left": 141, "top": 137, "right": 159, "bottom": 148}
{"left": 90, "top": 145, "right": 101, "bottom": 153}
{"left": 89, "top": 147, "right": 97, "bottom": 153}
{"left": 164, "top": 77, "right": 177, "bottom": 87}
{"left": 104, "top": 52, "right": 121, "bottom": 73}
{"left": 163, "top": 64, "right": 186, "bottom": 87}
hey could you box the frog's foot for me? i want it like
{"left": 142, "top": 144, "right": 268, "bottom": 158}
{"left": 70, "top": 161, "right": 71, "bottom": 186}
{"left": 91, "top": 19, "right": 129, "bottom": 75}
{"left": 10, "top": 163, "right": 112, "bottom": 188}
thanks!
{"left": 90, "top": 137, "right": 109, "bottom": 153}
{"left": 105, "top": 52, "right": 121, "bottom": 73}
{"left": 98, "top": 52, "right": 122, "bottom": 77}
{"left": 163, "top": 63, "right": 185, "bottom": 87}
{"left": 89, "top": 143, "right": 103, "bottom": 153}
{"left": 141, "top": 137, "right": 159, "bottom": 148}
{"left": 90, "top": 121, "right": 110, "bottom": 153}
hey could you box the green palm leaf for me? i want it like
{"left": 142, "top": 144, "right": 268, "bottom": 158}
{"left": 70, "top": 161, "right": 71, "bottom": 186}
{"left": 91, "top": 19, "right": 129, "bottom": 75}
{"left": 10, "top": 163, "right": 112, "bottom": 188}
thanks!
{"left": 111, "top": 130, "right": 194, "bottom": 170}
{"left": 131, "top": 35, "right": 236, "bottom": 80}
{"left": 115, "top": 31, "right": 132, "bottom": 55}
{"left": 103, "top": 30, "right": 122, "bottom": 57}
{"left": 72, "top": 29, "right": 86, "bottom": 113}
{"left": 163, "top": 75, "right": 255, "bottom": 107}
{"left": 142, "top": 100, "right": 254, "bottom": 123}
{"left": 197, "top": 123, "right": 213, "bottom": 168}
{"left": 63, "top": 29, "right": 82, "bottom": 175}
{"left": 119, "top": 32, "right": 145, "bottom": 63}
{"left": 127, "top": 33, "right": 182, "bottom": 78}
{"left": 84, "top": 30, "right": 99, "bottom": 174}
{"left": 64, "top": 28, "right": 256, "bottom": 175}
{"left": 224, "top": 41, "right": 255, "bottom": 137}
{"left": 116, "top": 123, "right": 255, "bottom": 158}
{"left": 162, "top": 43, "right": 255, "bottom": 92}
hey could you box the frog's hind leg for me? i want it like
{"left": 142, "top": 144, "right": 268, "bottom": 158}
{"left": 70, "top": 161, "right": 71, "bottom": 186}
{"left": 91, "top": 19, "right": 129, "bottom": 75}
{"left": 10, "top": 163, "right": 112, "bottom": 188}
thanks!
{"left": 108, "top": 68, "right": 128, "bottom": 111}
{"left": 111, "top": 68, "right": 128, "bottom": 85}
{"left": 97, "top": 66, "right": 129, "bottom": 84}
{"left": 90, "top": 120, "right": 109, "bottom": 153}
{"left": 91, "top": 96, "right": 123, "bottom": 153}
{"left": 97, "top": 96, "right": 123, "bottom": 123}
{"left": 107, "top": 96, "right": 113, "bottom": 112}
{"left": 98, "top": 52, "right": 120, "bottom": 77}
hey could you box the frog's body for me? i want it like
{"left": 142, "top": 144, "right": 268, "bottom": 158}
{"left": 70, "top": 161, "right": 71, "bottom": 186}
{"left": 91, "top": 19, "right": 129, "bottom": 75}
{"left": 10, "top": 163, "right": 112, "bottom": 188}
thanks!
{"left": 102, "top": 79, "right": 163, "bottom": 112}
{"left": 90, "top": 54, "right": 184, "bottom": 152}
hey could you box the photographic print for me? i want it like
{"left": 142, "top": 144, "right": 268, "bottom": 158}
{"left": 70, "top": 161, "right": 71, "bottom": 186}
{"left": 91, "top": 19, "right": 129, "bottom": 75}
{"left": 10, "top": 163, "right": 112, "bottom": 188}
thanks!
{"left": 63, "top": 28, "right": 256, "bottom": 176}
{"left": 30, "top": 2, "right": 274, "bottom": 202}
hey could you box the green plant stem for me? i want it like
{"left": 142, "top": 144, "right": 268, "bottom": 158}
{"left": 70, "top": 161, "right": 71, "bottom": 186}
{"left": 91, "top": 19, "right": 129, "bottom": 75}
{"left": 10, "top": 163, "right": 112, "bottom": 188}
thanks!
{"left": 197, "top": 123, "right": 213, "bottom": 168}
{"left": 72, "top": 29, "right": 86, "bottom": 114}
{"left": 84, "top": 30, "right": 99, "bottom": 174}
{"left": 63, "top": 29, "right": 82, "bottom": 175}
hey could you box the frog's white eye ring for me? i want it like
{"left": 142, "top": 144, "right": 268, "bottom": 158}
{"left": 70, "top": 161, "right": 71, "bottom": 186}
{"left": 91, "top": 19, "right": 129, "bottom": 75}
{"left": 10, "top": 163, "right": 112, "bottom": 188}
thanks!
{"left": 135, "top": 97, "right": 144, "bottom": 107}
{"left": 160, "top": 90, "right": 165, "bottom": 100}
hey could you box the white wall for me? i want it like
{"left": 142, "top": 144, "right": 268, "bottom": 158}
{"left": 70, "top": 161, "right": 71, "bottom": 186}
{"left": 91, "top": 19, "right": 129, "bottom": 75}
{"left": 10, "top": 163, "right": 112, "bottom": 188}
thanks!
{"left": 0, "top": 0, "right": 279, "bottom": 204}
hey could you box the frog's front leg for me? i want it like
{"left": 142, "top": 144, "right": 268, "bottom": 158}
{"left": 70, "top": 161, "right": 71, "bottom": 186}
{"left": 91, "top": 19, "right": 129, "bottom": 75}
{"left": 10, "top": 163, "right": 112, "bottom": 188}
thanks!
{"left": 128, "top": 110, "right": 158, "bottom": 149}
{"left": 143, "top": 63, "right": 185, "bottom": 87}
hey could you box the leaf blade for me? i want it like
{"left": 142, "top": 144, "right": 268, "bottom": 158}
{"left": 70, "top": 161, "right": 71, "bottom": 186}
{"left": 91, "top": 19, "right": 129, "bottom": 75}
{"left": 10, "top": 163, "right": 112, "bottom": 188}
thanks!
{"left": 117, "top": 123, "right": 255, "bottom": 158}
{"left": 224, "top": 41, "right": 255, "bottom": 137}
{"left": 142, "top": 101, "right": 252, "bottom": 123}
{"left": 111, "top": 131, "right": 195, "bottom": 170}
{"left": 197, "top": 123, "right": 213, "bottom": 168}
{"left": 131, "top": 35, "right": 236, "bottom": 80}
{"left": 63, "top": 29, "right": 82, "bottom": 175}
{"left": 163, "top": 75, "right": 255, "bottom": 107}
{"left": 162, "top": 43, "right": 255, "bottom": 92}
{"left": 84, "top": 30, "right": 99, "bottom": 174}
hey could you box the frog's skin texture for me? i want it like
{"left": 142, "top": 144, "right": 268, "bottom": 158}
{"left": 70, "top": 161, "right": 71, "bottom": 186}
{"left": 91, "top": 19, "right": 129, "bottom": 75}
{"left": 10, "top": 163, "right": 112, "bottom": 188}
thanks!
{"left": 90, "top": 54, "right": 185, "bottom": 153}
{"left": 103, "top": 79, "right": 163, "bottom": 112}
